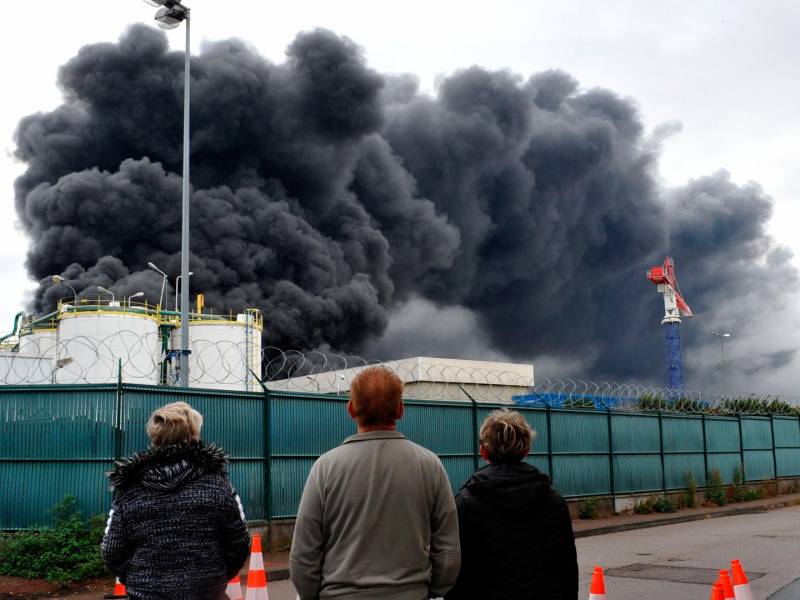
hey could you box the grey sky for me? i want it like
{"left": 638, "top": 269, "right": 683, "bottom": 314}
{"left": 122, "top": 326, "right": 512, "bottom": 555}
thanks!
{"left": 1, "top": 1, "right": 798, "bottom": 391}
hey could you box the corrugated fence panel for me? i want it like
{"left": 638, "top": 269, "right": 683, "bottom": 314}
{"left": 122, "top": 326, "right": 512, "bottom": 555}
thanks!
{"left": 742, "top": 417, "right": 775, "bottom": 481}
{"left": 551, "top": 411, "right": 610, "bottom": 496}
{"left": 744, "top": 451, "right": 774, "bottom": 482}
{"left": 705, "top": 418, "right": 740, "bottom": 452}
{"left": 773, "top": 417, "right": 800, "bottom": 476}
{"left": 611, "top": 414, "right": 661, "bottom": 493}
{"left": 0, "top": 386, "right": 116, "bottom": 528}
{"left": 662, "top": 415, "right": 706, "bottom": 488}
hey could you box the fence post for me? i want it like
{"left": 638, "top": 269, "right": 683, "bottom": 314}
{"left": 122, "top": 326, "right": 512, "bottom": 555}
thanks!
{"left": 114, "top": 359, "right": 123, "bottom": 460}
{"left": 253, "top": 371, "right": 272, "bottom": 528}
{"left": 701, "top": 413, "right": 709, "bottom": 484}
{"left": 459, "top": 385, "right": 480, "bottom": 472}
{"left": 606, "top": 409, "right": 615, "bottom": 503}
{"left": 546, "top": 403, "right": 554, "bottom": 479}
{"left": 770, "top": 414, "right": 778, "bottom": 483}
{"left": 658, "top": 411, "right": 666, "bottom": 494}
{"left": 738, "top": 414, "right": 746, "bottom": 482}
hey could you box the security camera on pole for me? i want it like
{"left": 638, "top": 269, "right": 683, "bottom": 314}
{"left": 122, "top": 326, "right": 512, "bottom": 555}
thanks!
{"left": 140, "top": 0, "right": 192, "bottom": 386}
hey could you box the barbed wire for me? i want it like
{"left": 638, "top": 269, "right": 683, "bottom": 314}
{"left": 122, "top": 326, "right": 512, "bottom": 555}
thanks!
{"left": 518, "top": 378, "right": 800, "bottom": 415}
{"left": 0, "top": 339, "right": 798, "bottom": 413}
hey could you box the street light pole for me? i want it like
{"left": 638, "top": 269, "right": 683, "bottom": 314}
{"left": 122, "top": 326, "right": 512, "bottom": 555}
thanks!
{"left": 712, "top": 331, "right": 731, "bottom": 372}
{"left": 178, "top": 11, "right": 191, "bottom": 387}
{"left": 175, "top": 271, "right": 193, "bottom": 311}
{"left": 140, "top": 0, "right": 192, "bottom": 386}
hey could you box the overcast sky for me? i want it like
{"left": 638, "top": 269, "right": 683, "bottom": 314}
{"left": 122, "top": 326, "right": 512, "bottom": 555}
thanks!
{"left": 1, "top": 0, "right": 799, "bottom": 388}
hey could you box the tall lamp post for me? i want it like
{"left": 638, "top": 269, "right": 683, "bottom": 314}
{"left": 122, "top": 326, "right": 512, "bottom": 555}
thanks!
{"left": 175, "top": 271, "right": 193, "bottom": 311}
{"left": 141, "top": 0, "right": 192, "bottom": 386}
{"left": 712, "top": 331, "right": 731, "bottom": 372}
{"left": 51, "top": 275, "right": 77, "bottom": 304}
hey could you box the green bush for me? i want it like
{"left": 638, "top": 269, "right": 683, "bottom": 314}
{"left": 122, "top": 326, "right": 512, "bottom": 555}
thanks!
{"left": 685, "top": 470, "right": 697, "bottom": 508}
{"left": 634, "top": 497, "right": 654, "bottom": 514}
{"left": 578, "top": 497, "right": 600, "bottom": 519}
{"left": 706, "top": 469, "right": 727, "bottom": 506}
{"left": 652, "top": 495, "right": 677, "bottom": 513}
{"left": 0, "top": 496, "right": 108, "bottom": 585}
{"left": 731, "top": 464, "right": 747, "bottom": 502}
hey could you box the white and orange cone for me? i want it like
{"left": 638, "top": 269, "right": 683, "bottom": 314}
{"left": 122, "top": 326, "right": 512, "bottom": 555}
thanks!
{"left": 104, "top": 577, "right": 127, "bottom": 599}
{"left": 731, "top": 560, "right": 754, "bottom": 600}
{"left": 226, "top": 575, "right": 244, "bottom": 600}
{"left": 718, "top": 569, "right": 735, "bottom": 600}
{"left": 588, "top": 565, "right": 607, "bottom": 600}
{"left": 245, "top": 534, "right": 270, "bottom": 600}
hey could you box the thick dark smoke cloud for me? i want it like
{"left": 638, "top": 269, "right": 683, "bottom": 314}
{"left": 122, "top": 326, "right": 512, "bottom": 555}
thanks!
{"left": 13, "top": 25, "right": 798, "bottom": 384}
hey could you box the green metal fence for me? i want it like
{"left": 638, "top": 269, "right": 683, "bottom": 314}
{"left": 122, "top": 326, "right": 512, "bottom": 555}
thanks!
{"left": 2, "top": 384, "right": 800, "bottom": 529}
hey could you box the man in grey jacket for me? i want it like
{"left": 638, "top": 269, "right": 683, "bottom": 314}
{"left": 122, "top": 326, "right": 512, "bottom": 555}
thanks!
{"left": 290, "top": 367, "right": 461, "bottom": 600}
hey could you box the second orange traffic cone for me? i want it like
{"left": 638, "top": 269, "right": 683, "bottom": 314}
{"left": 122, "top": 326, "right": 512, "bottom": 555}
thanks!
{"left": 226, "top": 575, "right": 244, "bottom": 600}
{"left": 731, "top": 560, "right": 754, "bottom": 600}
{"left": 589, "top": 565, "right": 607, "bottom": 600}
{"left": 710, "top": 583, "right": 724, "bottom": 600}
{"left": 245, "top": 534, "right": 269, "bottom": 600}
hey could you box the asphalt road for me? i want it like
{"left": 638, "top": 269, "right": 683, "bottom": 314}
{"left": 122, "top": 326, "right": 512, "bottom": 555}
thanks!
{"left": 259, "top": 505, "right": 800, "bottom": 600}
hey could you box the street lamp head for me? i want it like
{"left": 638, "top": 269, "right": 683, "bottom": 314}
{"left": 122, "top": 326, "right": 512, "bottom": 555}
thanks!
{"left": 130, "top": 292, "right": 145, "bottom": 299}
{"left": 147, "top": 262, "right": 165, "bottom": 275}
{"left": 52, "top": 275, "right": 64, "bottom": 284}
{"left": 142, "top": 0, "right": 182, "bottom": 7}
{"left": 97, "top": 286, "right": 111, "bottom": 295}
{"left": 722, "top": 333, "right": 731, "bottom": 338}
{"left": 155, "top": 5, "right": 188, "bottom": 29}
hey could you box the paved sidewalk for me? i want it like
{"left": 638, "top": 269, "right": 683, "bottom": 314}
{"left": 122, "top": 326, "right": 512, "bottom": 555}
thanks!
{"left": 254, "top": 492, "right": 800, "bottom": 582}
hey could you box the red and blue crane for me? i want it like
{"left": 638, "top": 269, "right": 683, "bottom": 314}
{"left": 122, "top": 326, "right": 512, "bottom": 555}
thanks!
{"left": 647, "top": 257, "right": 693, "bottom": 390}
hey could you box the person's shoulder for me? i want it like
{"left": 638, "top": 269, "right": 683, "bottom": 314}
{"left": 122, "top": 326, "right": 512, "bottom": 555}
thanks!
{"left": 404, "top": 439, "right": 444, "bottom": 466}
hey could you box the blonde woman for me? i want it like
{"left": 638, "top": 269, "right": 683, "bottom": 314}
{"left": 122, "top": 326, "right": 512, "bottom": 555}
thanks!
{"left": 447, "top": 409, "right": 577, "bottom": 599}
{"left": 101, "top": 402, "right": 250, "bottom": 600}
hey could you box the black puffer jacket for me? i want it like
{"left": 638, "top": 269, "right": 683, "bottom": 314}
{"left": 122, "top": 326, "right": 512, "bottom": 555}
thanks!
{"left": 101, "top": 442, "right": 251, "bottom": 600}
{"left": 446, "top": 462, "right": 578, "bottom": 600}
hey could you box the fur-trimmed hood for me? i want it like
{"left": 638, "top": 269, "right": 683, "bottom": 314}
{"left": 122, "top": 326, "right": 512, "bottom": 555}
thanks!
{"left": 108, "top": 441, "right": 228, "bottom": 492}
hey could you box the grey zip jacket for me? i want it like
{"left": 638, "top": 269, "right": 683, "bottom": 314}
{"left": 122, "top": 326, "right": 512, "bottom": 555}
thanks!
{"left": 290, "top": 430, "right": 461, "bottom": 600}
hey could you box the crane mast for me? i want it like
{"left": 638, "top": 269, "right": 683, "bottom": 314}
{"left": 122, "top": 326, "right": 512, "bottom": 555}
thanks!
{"left": 647, "top": 257, "right": 693, "bottom": 391}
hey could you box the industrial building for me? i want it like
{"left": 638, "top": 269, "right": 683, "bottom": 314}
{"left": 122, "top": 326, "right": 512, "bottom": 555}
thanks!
{"left": 0, "top": 297, "right": 262, "bottom": 392}
{"left": 267, "top": 356, "right": 534, "bottom": 402}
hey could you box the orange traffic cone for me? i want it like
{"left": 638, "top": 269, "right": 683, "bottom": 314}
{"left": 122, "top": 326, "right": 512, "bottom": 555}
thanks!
{"left": 731, "top": 560, "right": 754, "bottom": 600}
{"left": 104, "top": 577, "right": 127, "bottom": 599}
{"left": 245, "top": 534, "right": 269, "bottom": 600}
{"left": 718, "top": 570, "right": 735, "bottom": 600}
{"left": 710, "top": 583, "right": 724, "bottom": 600}
{"left": 226, "top": 575, "right": 244, "bottom": 600}
{"left": 589, "top": 565, "right": 607, "bottom": 600}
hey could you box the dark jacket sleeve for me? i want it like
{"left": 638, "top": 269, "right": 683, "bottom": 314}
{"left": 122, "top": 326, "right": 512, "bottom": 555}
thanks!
{"left": 219, "top": 482, "right": 251, "bottom": 580}
{"left": 444, "top": 492, "right": 476, "bottom": 600}
{"left": 545, "top": 489, "right": 578, "bottom": 599}
{"left": 100, "top": 498, "right": 132, "bottom": 580}
{"left": 428, "top": 461, "right": 461, "bottom": 597}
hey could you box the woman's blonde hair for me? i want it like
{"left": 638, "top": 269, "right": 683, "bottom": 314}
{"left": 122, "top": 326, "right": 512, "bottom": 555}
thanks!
{"left": 480, "top": 409, "right": 535, "bottom": 462}
{"left": 146, "top": 401, "right": 203, "bottom": 447}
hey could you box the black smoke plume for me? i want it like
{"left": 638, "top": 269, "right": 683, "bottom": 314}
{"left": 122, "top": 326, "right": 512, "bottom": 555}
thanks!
{"left": 13, "top": 25, "right": 798, "bottom": 384}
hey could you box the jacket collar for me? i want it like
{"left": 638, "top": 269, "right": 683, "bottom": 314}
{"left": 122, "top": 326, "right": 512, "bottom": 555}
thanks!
{"left": 342, "top": 430, "right": 407, "bottom": 444}
{"left": 107, "top": 440, "right": 228, "bottom": 492}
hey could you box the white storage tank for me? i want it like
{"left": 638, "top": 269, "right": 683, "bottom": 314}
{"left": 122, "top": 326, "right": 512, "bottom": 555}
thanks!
{"left": 171, "top": 311, "right": 262, "bottom": 391}
{"left": 17, "top": 328, "right": 57, "bottom": 357}
{"left": 56, "top": 307, "right": 161, "bottom": 385}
